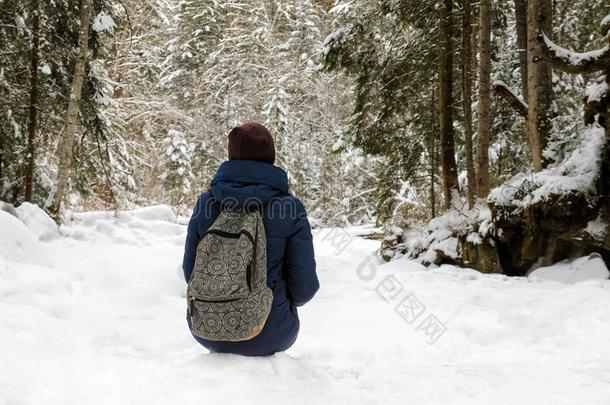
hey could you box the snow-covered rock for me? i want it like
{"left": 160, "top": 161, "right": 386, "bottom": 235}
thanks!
{"left": 487, "top": 119, "right": 610, "bottom": 276}
{"left": 386, "top": 205, "right": 499, "bottom": 272}
{"left": 528, "top": 254, "right": 610, "bottom": 284}
{"left": 435, "top": 237, "right": 459, "bottom": 260}
{"left": 489, "top": 125, "right": 606, "bottom": 210}
{"left": 585, "top": 215, "right": 608, "bottom": 241}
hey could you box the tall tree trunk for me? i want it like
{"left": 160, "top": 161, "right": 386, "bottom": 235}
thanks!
{"left": 50, "top": 0, "right": 93, "bottom": 216}
{"left": 527, "top": 0, "right": 553, "bottom": 172}
{"left": 24, "top": 0, "right": 40, "bottom": 203}
{"left": 471, "top": 3, "right": 479, "bottom": 87}
{"left": 462, "top": 0, "right": 475, "bottom": 207}
{"left": 430, "top": 90, "right": 437, "bottom": 219}
{"left": 439, "top": 0, "right": 459, "bottom": 209}
{"left": 514, "top": 0, "right": 528, "bottom": 99}
{"left": 476, "top": 0, "right": 492, "bottom": 198}
{"left": 0, "top": 132, "right": 3, "bottom": 185}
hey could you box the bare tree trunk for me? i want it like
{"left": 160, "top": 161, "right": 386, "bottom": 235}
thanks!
{"left": 527, "top": 0, "right": 553, "bottom": 172}
{"left": 49, "top": 0, "right": 93, "bottom": 216}
{"left": 514, "top": 0, "right": 528, "bottom": 99}
{"left": 24, "top": 0, "right": 40, "bottom": 203}
{"left": 462, "top": 0, "right": 476, "bottom": 207}
{"left": 476, "top": 0, "right": 492, "bottom": 198}
{"left": 439, "top": 0, "right": 459, "bottom": 209}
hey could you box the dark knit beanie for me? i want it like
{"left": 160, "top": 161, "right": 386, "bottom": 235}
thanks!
{"left": 227, "top": 122, "right": 276, "bottom": 165}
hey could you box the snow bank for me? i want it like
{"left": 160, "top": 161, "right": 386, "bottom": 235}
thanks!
{"left": 0, "top": 260, "right": 73, "bottom": 302}
{"left": 489, "top": 125, "right": 606, "bottom": 209}
{"left": 0, "top": 210, "right": 50, "bottom": 265}
{"left": 71, "top": 204, "right": 177, "bottom": 224}
{"left": 2, "top": 210, "right": 610, "bottom": 403}
{"left": 15, "top": 202, "right": 59, "bottom": 240}
{"left": 378, "top": 256, "right": 428, "bottom": 273}
{"left": 60, "top": 204, "right": 183, "bottom": 247}
{"left": 128, "top": 205, "right": 177, "bottom": 222}
{"left": 528, "top": 254, "right": 610, "bottom": 284}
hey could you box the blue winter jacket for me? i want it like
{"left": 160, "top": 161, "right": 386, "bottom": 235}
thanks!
{"left": 182, "top": 160, "right": 319, "bottom": 356}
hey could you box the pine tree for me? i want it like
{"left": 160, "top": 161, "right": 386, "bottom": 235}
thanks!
{"left": 0, "top": 0, "right": 119, "bottom": 207}
{"left": 324, "top": 0, "right": 443, "bottom": 220}
{"left": 161, "top": 129, "right": 193, "bottom": 207}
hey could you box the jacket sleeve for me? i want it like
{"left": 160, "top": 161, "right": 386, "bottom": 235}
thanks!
{"left": 284, "top": 199, "right": 319, "bottom": 307}
{"left": 182, "top": 194, "right": 205, "bottom": 283}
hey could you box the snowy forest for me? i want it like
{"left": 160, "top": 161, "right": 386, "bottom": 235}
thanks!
{"left": 2, "top": 0, "right": 609, "bottom": 265}
{"left": 1, "top": 0, "right": 610, "bottom": 403}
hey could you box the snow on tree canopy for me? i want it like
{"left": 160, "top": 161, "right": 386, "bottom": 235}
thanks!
{"left": 92, "top": 11, "right": 116, "bottom": 34}
{"left": 586, "top": 78, "right": 608, "bottom": 103}
{"left": 40, "top": 63, "right": 51, "bottom": 75}
{"left": 161, "top": 130, "right": 193, "bottom": 198}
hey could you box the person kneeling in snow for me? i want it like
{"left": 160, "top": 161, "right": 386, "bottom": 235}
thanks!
{"left": 182, "top": 122, "right": 319, "bottom": 356}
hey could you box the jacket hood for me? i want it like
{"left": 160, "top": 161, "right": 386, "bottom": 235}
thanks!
{"left": 210, "top": 160, "right": 289, "bottom": 206}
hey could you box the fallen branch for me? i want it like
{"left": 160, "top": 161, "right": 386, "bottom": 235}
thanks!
{"left": 493, "top": 81, "right": 528, "bottom": 117}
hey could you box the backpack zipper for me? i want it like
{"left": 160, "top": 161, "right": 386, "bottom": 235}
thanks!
{"left": 188, "top": 296, "right": 240, "bottom": 315}
{"left": 207, "top": 229, "right": 255, "bottom": 244}
{"left": 190, "top": 296, "right": 240, "bottom": 303}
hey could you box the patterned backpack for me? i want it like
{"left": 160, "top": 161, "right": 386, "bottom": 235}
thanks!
{"left": 187, "top": 208, "right": 273, "bottom": 341}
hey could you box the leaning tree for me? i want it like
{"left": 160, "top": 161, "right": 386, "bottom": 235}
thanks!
{"left": 516, "top": 14, "right": 610, "bottom": 265}
{"left": 539, "top": 15, "right": 610, "bottom": 136}
{"left": 539, "top": 14, "right": 610, "bottom": 198}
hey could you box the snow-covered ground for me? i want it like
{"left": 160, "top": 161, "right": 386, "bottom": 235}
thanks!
{"left": 1, "top": 205, "right": 610, "bottom": 404}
